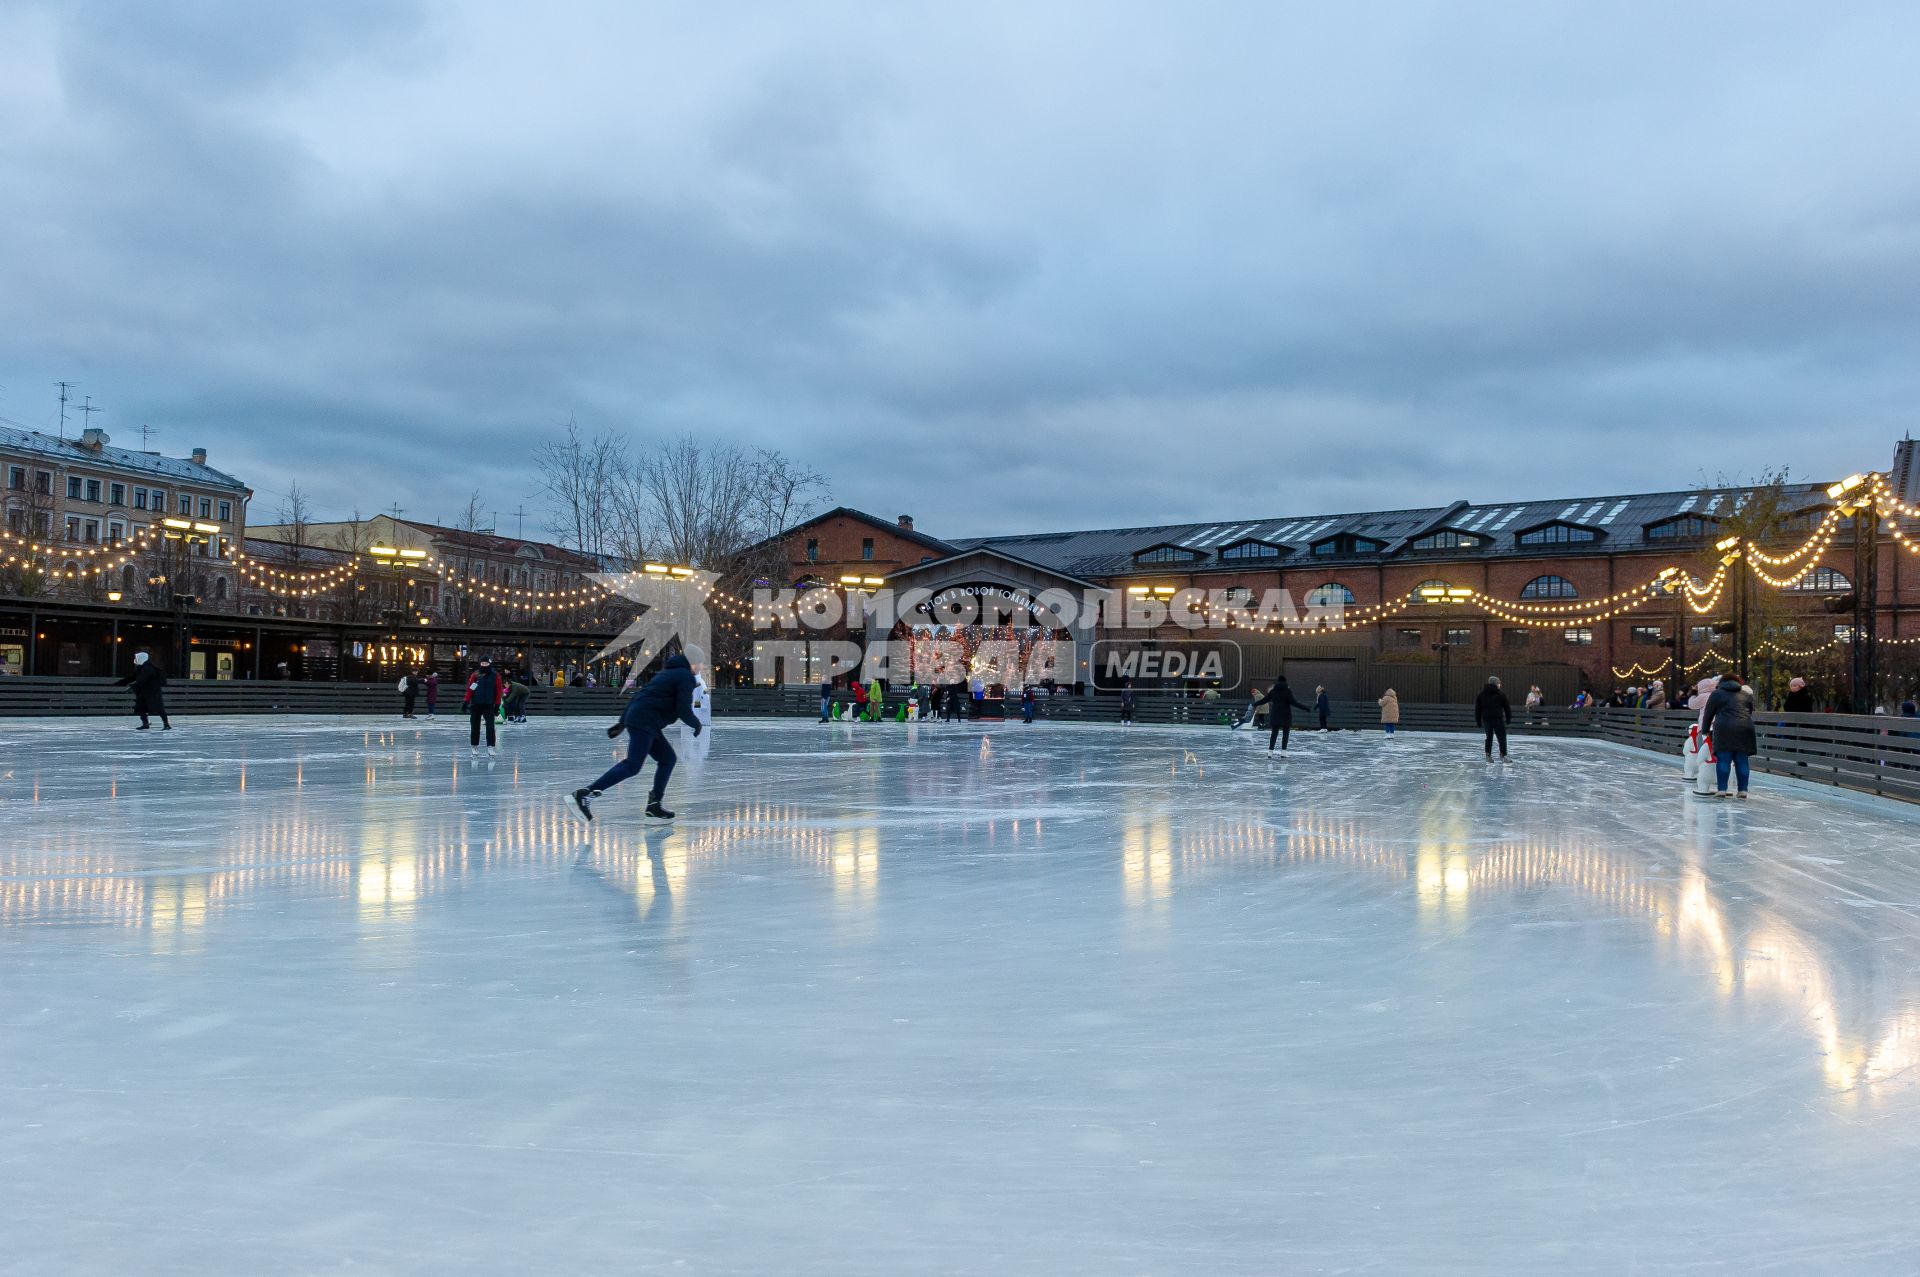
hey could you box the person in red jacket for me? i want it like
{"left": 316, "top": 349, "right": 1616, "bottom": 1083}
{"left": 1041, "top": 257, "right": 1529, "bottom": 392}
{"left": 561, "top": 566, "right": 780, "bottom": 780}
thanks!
{"left": 850, "top": 680, "right": 869, "bottom": 721}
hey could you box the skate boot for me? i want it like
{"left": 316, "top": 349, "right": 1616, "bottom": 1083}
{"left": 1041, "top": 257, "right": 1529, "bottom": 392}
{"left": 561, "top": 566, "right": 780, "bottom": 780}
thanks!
{"left": 136, "top": 723, "right": 151, "bottom": 731}
{"left": 644, "top": 799, "right": 675, "bottom": 820}
{"left": 487, "top": 745, "right": 498, "bottom": 758}
{"left": 567, "top": 789, "right": 597, "bottom": 823}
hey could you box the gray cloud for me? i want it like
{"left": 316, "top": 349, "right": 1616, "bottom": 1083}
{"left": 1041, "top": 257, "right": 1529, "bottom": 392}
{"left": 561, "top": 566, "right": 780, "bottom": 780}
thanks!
{"left": 2, "top": 0, "right": 1917, "bottom": 542}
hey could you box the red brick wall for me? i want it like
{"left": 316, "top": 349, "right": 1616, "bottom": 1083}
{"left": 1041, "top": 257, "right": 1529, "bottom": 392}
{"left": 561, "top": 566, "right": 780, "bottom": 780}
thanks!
{"left": 777, "top": 514, "right": 941, "bottom": 586}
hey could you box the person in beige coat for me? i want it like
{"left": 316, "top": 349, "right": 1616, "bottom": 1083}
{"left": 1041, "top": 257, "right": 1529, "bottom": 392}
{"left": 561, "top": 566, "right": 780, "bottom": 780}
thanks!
{"left": 1378, "top": 688, "right": 1400, "bottom": 735}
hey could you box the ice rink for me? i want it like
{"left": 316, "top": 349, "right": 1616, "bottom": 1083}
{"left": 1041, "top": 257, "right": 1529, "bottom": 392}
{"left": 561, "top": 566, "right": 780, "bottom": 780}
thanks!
{"left": 5, "top": 713, "right": 1920, "bottom": 1274}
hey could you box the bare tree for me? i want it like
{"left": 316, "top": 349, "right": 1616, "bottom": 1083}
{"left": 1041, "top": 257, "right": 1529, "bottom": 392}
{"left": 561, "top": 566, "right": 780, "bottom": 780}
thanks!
{"left": 276, "top": 483, "right": 314, "bottom": 569}
{"left": 536, "top": 419, "right": 628, "bottom": 563}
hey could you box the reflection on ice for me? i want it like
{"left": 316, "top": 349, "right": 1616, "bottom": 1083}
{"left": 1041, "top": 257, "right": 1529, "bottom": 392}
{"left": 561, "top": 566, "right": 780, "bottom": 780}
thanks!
{"left": 6, "top": 716, "right": 1920, "bottom": 1271}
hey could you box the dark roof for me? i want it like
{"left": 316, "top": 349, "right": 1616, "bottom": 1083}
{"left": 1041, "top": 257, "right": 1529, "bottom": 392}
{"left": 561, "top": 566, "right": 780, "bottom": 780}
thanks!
{"left": 948, "top": 483, "right": 1835, "bottom": 577}
{"left": 0, "top": 422, "right": 249, "bottom": 492}
{"left": 777, "top": 506, "right": 957, "bottom": 556}
{"left": 395, "top": 518, "right": 598, "bottom": 566}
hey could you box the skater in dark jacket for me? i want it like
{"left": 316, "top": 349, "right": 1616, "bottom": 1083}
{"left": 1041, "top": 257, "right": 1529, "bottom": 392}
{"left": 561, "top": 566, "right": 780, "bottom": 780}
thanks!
{"left": 1783, "top": 677, "right": 1814, "bottom": 713}
{"left": 1702, "top": 675, "right": 1758, "bottom": 797}
{"left": 1251, "top": 676, "right": 1311, "bottom": 752}
{"left": 400, "top": 670, "right": 418, "bottom": 719}
{"left": 117, "top": 651, "right": 171, "bottom": 730}
{"left": 464, "top": 659, "right": 506, "bottom": 755}
{"left": 1119, "top": 678, "right": 1136, "bottom": 725}
{"left": 1314, "top": 685, "right": 1331, "bottom": 731}
{"left": 1474, "top": 676, "right": 1512, "bottom": 759}
{"left": 1020, "top": 685, "right": 1036, "bottom": 724}
{"left": 569, "top": 650, "right": 702, "bottom": 823}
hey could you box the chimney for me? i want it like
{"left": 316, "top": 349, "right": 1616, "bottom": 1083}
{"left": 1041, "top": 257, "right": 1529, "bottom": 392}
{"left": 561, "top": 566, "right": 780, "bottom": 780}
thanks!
{"left": 190, "top": 447, "right": 207, "bottom": 466}
{"left": 79, "top": 428, "right": 109, "bottom": 452}
{"left": 897, "top": 514, "right": 914, "bottom": 530}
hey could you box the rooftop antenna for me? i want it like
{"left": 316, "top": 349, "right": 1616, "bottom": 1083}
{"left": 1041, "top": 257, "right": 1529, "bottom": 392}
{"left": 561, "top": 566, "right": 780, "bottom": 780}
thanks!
{"left": 139, "top": 422, "right": 159, "bottom": 451}
{"left": 510, "top": 504, "right": 528, "bottom": 538}
{"left": 76, "top": 396, "right": 104, "bottom": 437}
{"left": 388, "top": 503, "right": 405, "bottom": 521}
{"left": 55, "top": 381, "right": 73, "bottom": 439}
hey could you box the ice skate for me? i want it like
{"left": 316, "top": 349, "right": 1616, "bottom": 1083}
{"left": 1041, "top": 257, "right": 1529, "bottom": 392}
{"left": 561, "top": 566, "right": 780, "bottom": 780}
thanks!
{"left": 566, "top": 789, "right": 596, "bottom": 823}
{"left": 645, "top": 800, "right": 675, "bottom": 820}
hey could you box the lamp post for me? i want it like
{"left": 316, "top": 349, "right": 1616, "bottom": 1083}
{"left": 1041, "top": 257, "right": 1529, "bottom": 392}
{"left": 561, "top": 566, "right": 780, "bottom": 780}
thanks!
{"left": 1417, "top": 586, "right": 1473, "bottom": 702}
{"left": 1826, "top": 474, "right": 1874, "bottom": 710}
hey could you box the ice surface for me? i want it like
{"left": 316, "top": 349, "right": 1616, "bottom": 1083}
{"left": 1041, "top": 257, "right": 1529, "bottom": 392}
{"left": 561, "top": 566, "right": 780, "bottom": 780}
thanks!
{"left": 5, "top": 715, "right": 1920, "bottom": 1274}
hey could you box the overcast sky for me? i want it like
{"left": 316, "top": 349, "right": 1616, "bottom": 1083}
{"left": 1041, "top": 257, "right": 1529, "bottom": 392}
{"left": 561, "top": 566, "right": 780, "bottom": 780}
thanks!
{"left": 2, "top": 2, "right": 1916, "bottom": 541}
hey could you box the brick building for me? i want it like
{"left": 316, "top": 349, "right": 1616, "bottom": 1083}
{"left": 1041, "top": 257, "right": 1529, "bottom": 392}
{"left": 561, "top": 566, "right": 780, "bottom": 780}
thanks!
{"left": 777, "top": 442, "right": 1920, "bottom": 699}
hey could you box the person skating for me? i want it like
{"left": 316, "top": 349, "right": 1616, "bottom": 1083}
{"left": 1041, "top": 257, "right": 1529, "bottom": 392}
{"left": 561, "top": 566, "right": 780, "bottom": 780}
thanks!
{"left": 1783, "top": 677, "right": 1814, "bottom": 713}
{"left": 400, "top": 670, "right": 418, "bottom": 719}
{"left": 851, "top": 679, "right": 870, "bottom": 721}
{"left": 1314, "top": 685, "right": 1331, "bottom": 731}
{"left": 1020, "top": 684, "right": 1036, "bottom": 724}
{"left": 464, "top": 657, "right": 506, "bottom": 757}
{"left": 1474, "top": 675, "right": 1512, "bottom": 761}
{"left": 568, "top": 649, "right": 702, "bottom": 823}
{"left": 424, "top": 671, "right": 440, "bottom": 719}
{"left": 504, "top": 673, "right": 532, "bottom": 724}
{"left": 1119, "top": 678, "right": 1135, "bottom": 726}
{"left": 1701, "top": 674, "right": 1757, "bottom": 798}
{"left": 117, "top": 651, "right": 171, "bottom": 730}
{"left": 819, "top": 676, "right": 834, "bottom": 722}
{"left": 1251, "top": 676, "right": 1311, "bottom": 752}
{"left": 1378, "top": 688, "right": 1400, "bottom": 735}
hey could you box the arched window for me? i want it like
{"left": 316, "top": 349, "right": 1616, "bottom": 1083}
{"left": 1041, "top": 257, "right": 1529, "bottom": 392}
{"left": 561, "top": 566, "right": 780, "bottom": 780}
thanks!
{"left": 1305, "top": 582, "right": 1356, "bottom": 607}
{"left": 122, "top": 565, "right": 135, "bottom": 594}
{"left": 1414, "top": 579, "right": 1453, "bottom": 594}
{"left": 1520, "top": 575, "right": 1579, "bottom": 600}
{"left": 1786, "top": 566, "right": 1852, "bottom": 592}
{"left": 213, "top": 577, "right": 229, "bottom": 601}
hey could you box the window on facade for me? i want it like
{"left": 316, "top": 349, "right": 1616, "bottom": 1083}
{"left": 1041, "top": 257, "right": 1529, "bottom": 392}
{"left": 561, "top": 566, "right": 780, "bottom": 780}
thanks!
{"left": 6, "top": 510, "right": 22, "bottom": 534}
{"left": 132, "top": 487, "right": 148, "bottom": 510}
{"left": 1646, "top": 515, "right": 1717, "bottom": 541}
{"left": 67, "top": 477, "right": 82, "bottom": 500}
{"left": 1220, "top": 540, "right": 1282, "bottom": 561}
{"left": 1688, "top": 625, "right": 1715, "bottom": 644}
{"left": 1305, "top": 583, "right": 1356, "bottom": 607}
{"left": 1445, "top": 628, "right": 1473, "bottom": 647}
{"left": 109, "top": 482, "right": 125, "bottom": 505}
{"left": 108, "top": 521, "right": 125, "bottom": 545}
{"left": 1396, "top": 628, "right": 1422, "bottom": 647}
{"left": 1630, "top": 625, "right": 1662, "bottom": 646}
{"left": 65, "top": 516, "right": 80, "bottom": 541}
{"left": 861, "top": 538, "right": 874, "bottom": 560}
{"left": 1520, "top": 575, "right": 1579, "bottom": 599}
{"left": 178, "top": 494, "right": 191, "bottom": 515}
{"left": 1517, "top": 523, "right": 1598, "bottom": 546}
{"left": 1786, "top": 566, "right": 1851, "bottom": 592}
{"left": 1224, "top": 586, "right": 1252, "bottom": 602}
{"left": 34, "top": 512, "right": 50, "bottom": 535}
{"left": 218, "top": 500, "right": 232, "bottom": 522}
{"left": 7, "top": 466, "right": 23, "bottom": 490}
{"left": 1409, "top": 530, "right": 1484, "bottom": 551}
{"left": 1501, "top": 627, "right": 1530, "bottom": 649}
{"left": 1413, "top": 579, "right": 1453, "bottom": 596}
{"left": 1563, "top": 627, "right": 1595, "bottom": 646}
{"left": 1834, "top": 624, "right": 1855, "bottom": 641}
{"left": 35, "top": 470, "right": 52, "bottom": 494}
{"left": 199, "top": 498, "right": 212, "bottom": 519}
{"left": 806, "top": 538, "right": 818, "bottom": 562}
{"left": 85, "top": 479, "right": 101, "bottom": 503}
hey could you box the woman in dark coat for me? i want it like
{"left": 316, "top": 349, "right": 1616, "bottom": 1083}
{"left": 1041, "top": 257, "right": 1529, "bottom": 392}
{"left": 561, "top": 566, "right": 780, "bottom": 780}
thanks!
{"left": 1783, "top": 678, "right": 1814, "bottom": 713}
{"left": 117, "top": 651, "right": 171, "bottom": 730}
{"left": 1701, "top": 675, "right": 1757, "bottom": 798}
{"left": 1252, "top": 676, "right": 1312, "bottom": 753}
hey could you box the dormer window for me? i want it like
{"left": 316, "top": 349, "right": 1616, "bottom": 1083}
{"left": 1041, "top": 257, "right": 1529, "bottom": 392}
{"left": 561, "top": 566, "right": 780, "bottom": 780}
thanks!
{"left": 1515, "top": 521, "right": 1603, "bottom": 546}
{"left": 1408, "top": 529, "right": 1488, "bottom": 551}
{"left": 1310, "top": 533, "right": 1386, "bottom": 558}
{"left": 1133, "top": 543, "right": 1204, "bottom": 565}
{"left": 1643, "top": 514, "right": 1719, "bottom": 542}
{"left": 1218, "top": 539, "right": 1284, "bottom": 561}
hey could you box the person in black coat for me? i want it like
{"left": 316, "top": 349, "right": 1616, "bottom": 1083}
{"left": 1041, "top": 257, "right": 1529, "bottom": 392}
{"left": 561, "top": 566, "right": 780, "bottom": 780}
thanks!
{"left": 116, "top": 651, "right": 170, "bottom": 730}
{"left": 464, "top": 658, "right": 507, "bottom": 753}
{"left": 1701, "top": 675, "right": 1758, "bottom": 797}
{"left": 1314, "top": 686, "right": 1331, "bottom": 731}
{"left": 1251, "top": 676, "right": 1312, "bottom": 752}
{"left": 1474, "top": 676, "right": 1513, "bottom": 760}
{"left": 1782, "top": 678, "right": 1814, "bottom": 714}
{"left": 569, "top": 650, "right": 702, "bottom": 823}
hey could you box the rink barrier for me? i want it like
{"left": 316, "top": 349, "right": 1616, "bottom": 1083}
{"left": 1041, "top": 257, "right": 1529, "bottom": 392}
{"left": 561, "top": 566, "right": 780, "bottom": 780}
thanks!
{"left": 0, "top": 676, "right": 631, "bottom": 718}
{"left": 1589, "top": 707, "right": 1920, "bottom": 803}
